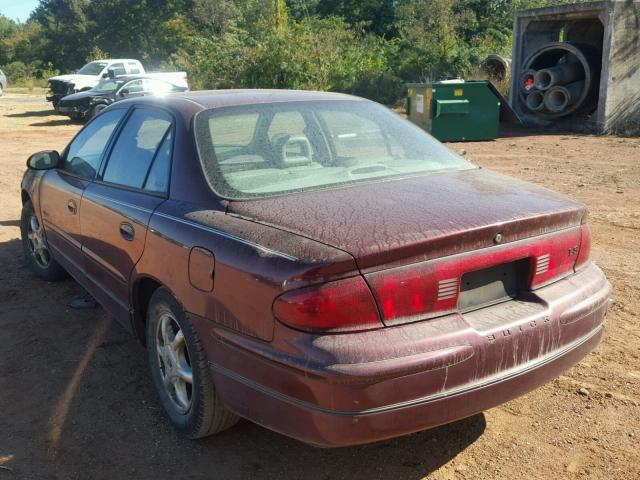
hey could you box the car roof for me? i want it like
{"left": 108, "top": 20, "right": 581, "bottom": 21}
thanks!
{"left": 94, "top": 59, "right": 140, "bottom": 63}
{"left": 109, "top": 89, "right": 369, "bottom": 123}
{"left": 114, "top": 75, "right": 172, "bottom": 82}
{"left": 165, "top": 89, "right": 365, "bottom": 109}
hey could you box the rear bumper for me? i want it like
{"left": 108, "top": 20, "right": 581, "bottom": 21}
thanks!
{"left": 194, "top": 263, "right": 610, "bottom": 447}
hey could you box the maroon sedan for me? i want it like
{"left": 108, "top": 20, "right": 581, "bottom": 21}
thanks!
{"left": 20, "top": 90, "right": 610, "bottom": 447}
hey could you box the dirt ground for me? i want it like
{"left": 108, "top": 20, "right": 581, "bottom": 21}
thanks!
{"left": 0, "top": 92, "right": 638, "bottom": 480}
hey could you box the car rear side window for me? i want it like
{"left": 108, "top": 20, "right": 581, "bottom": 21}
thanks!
{"left": 63, "top": 109, "right": 126, "bottom": 179}
{"left": 127, "top": 62, "right": 141, "bottom": 74}
{"left": 143, "top": 129, "right": 173, "bottom": 193}
{"left": 102, "top": 109, "right": 172, "bottom": 191}
{"left": 122, "top": 80, "right": 144, "bottom": 94}
{"left": 110, "top": 63, "right": 126, "bottom": 76}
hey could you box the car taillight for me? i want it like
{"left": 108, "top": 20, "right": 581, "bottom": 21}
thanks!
{"left": 529, "top": 229, "right": 581, "bottom": 288}
{"left": 368, "top": 228, "right": 584, "bottom": 324}
{"left": 273, "top": 276, "right": 383, "bottom": 333}
{"left": 368, "top": 266, "right": 458, "bottom": 323}
{"left": 574, "top": 224, "right": 591, "bottom": 271}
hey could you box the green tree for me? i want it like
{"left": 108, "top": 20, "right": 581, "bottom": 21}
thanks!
{"left": 30, "top": 0, "right": 91, "bottom": 71}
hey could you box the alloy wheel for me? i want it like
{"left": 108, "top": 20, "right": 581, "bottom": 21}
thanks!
{"left": 155, "top": 312, "right": 193, "bottom": 414}
{"left": 27, "top": 215, "right": 51, "bottom": 268}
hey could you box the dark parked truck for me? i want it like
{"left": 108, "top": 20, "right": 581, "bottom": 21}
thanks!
{"left": 20, "top": 90, "right": 610, "bottom": 447}
{"left": 57, "top": 73, "right": 189, "bottom": 121}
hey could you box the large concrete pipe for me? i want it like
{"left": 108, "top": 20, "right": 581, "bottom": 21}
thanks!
{"left": 519, "top": 42, "right": 601, "bottom": 118}
{"left": 526, "top": 90, "right": 546, "bottom": 112}
{"left": 480, "top": 54, "right": 511, "bottom": 80}
{"left": 534, "top": 63, "right": 585, "bottom": 90}
{"left": 544, "top": 81, "right": 585, "bottom": 113}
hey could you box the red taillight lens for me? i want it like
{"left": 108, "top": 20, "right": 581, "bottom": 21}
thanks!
{"left": 273, "top": 276, "right": 383, "bottom": 333}
{"left": 574, "top": 224, "right": 591, "bottom": 271}
{"left": 529, "top": 228, "right": 581, "bottom": 288}
{"left": 368, "top": 228, "right": 584, "bottom": 324}
{"left": 368, "top": 264, "right": 458, "bottom": 323}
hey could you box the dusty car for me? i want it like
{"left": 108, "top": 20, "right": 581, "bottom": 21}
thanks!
{"left": 20, "top": 90, "right": 611, "bottom": 447}
{"left": 57, "top": 74, "right": 188, "bottom": 120}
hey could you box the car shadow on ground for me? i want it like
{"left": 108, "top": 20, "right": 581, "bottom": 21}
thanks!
{"left": 0, "top": 234, "right": 486, "bottom": 479}
{"left": 0, "top": 219, "right": 20, "bottom": 227}
{"left": 28, "top": 119, "right": 80, "bottom": 127}
{"left": 5, "top": 110, "right": 57, "bottom": 118}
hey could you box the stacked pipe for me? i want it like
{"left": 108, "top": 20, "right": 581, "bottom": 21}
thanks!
{"left": 519, "top": 43, "right": 600, "bottom": 118}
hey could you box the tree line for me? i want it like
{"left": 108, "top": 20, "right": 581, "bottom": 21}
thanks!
{"left": 0, "top": 0, "right": 581, "bottom": 103}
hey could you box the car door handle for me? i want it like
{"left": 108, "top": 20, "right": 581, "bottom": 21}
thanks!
{"left": 67, "top": 199, "right": 77, "bottom": 214}
{"left": 119, "top": 222, "right": 135, "bottom": 241}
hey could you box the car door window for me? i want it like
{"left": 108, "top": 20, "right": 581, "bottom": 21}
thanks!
{"left": 110, "top": 63, "right": 126, "bottom": 76}
{"left": 122, "top": 80, "right": 144, "bottom": 94}
{"left": 102, "top": 109, "right": 172, "bottom": 190}
{"left": 63, "top": 109, "right": 126, "bottom": 179}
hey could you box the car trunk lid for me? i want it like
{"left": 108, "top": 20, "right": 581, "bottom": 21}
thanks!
{"left": 227, "top": 168, "right": 586, "bottom": 273}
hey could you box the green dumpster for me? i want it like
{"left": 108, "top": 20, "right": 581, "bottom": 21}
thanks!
{"left": 406, "top": 80, "right": 501, "bottom": 141}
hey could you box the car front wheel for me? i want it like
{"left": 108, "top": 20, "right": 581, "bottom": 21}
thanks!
{"left": 20, "top": 200, "right": 67, "bottom": 281}
{"left": 146, "top": 287, "right": 239, "bottom": 438}
{"left": 90, "top": 104, "right": 107, "bottom": 119}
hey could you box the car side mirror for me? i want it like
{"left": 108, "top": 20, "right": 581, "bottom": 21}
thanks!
{"left": 119, "top": 88, "right": 129, "bottom": 97}
{"left": 101, "top": 73, "right": 109, "bottom": 79}
{"left": 27, "top": 150, "right": 61, "bottom": 170}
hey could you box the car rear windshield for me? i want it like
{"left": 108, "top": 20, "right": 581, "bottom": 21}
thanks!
{"left": 77, "top": 61, "right": 108, "bottom": 75}
{"left": 194, "top": 100, "right": 472, "bottom": 199}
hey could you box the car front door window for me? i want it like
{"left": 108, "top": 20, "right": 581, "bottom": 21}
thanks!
{"left": 63, "top": 109, "right": 126, "bottom": 179}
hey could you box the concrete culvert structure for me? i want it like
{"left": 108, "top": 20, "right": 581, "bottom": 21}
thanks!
{"left": 520, "top": 42, "right": 599, "bottom": 118}
{"left": 510, "top": 1, "right": 640, "bottom": 134}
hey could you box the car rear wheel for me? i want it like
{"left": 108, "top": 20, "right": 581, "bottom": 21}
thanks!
{"left": 20, "top": 200, "right": 67, "bottom": 281}
{"left": 146, "top": 287, "right": 239, "bottom": 438}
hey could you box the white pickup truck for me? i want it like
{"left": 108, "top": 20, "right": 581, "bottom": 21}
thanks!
{"left": 46, "top": 59, "right": 187, "bottom": 110}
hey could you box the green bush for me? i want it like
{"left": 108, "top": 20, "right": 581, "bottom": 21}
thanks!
{"left": 184, "top": 16, "right": 403, "bottom": 104}
{"left": 1, "top": 60, "right": 59, "bottom": 88}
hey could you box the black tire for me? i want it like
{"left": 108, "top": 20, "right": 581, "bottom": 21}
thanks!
{"left": 146, "top": 287, "right": 239, "bottom": 438}
{"left": 20, "top": 200, "right": 67, "bottom": 281}
{"left": 90, "top": 104, "right": 107, "bottom": 119}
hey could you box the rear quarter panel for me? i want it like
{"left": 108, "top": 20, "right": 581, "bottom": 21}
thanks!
{"left": 133, "top": 201, "right": 358, "bottom": 341}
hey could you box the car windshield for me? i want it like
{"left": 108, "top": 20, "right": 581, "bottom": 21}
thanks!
{"left": 194, "top": 100, "right": 472, "bottom": 199}
{"left": 92, "top": 78, "right": 125, "bottom": 93}
{"left": 77, "top": 61, "right": 108, "bottom": 75}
